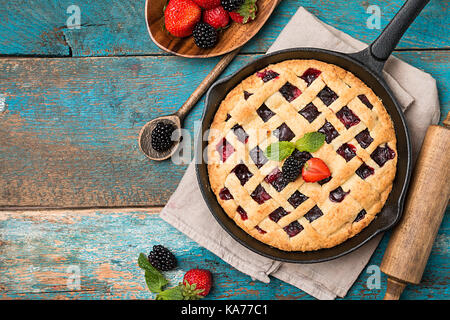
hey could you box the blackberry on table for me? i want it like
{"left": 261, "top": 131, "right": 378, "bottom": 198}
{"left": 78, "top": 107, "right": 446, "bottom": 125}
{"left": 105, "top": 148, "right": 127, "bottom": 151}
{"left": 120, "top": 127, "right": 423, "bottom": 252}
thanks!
{"left": 151, "top": 122, "right": 176, "bottom": 152}
{"left": 282, "top": 154, "right": 304, "bottom": 182}
{"left": 193, "top": 22, "right": 218, "bottom": 49}
{"left": 148, "top": 245, "right": 177, "bottom": 271}
{"left": 221, "top": 0, "right": 244, "bottom": 12}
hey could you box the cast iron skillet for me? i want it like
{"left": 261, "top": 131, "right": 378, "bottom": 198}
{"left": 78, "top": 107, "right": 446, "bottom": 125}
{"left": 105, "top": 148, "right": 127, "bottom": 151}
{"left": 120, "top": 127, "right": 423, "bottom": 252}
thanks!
{"left": 196, "top": 0, "right": 428, "bottom": 263}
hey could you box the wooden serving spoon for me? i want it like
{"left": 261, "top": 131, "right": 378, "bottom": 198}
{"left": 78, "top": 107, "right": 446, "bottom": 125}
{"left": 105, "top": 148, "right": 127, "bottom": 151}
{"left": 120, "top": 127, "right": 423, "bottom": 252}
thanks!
{"left": 138, "top": 49, "right": 238, "bottom": 160}
{"left": 139, "top": 0, "right": 281, "bottom": 160}
{"left": 145, "top": 0, "right": 280, "bottom": 58}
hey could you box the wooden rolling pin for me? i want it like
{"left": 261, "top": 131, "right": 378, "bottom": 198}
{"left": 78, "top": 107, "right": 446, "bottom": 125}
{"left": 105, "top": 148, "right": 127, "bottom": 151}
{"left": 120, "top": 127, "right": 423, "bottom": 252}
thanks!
{"left": 381, "top": 111, "right": 450, "bottom": 300}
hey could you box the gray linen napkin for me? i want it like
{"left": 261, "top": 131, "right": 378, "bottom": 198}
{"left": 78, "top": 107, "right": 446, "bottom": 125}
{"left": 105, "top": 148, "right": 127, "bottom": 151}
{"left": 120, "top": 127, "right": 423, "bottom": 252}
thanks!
{"left": 160, "top": 7, "right": 440, "bottom": 299}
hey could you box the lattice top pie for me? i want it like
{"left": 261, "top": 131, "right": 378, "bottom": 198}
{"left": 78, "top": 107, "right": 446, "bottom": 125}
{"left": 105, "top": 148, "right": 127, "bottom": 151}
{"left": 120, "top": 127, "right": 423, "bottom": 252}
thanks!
{"left": 207, "top": 59, "right": 397, "bottom": 251}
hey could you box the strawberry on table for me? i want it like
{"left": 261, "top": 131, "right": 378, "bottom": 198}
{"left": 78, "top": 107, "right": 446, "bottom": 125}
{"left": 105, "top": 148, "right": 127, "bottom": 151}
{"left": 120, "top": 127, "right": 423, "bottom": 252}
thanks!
{"left": 182, "top": 268, "right": 212, "bottom": 299}
{"left": 193, "top": 0, "right": 222, "bottom": 9}
{"left": 203, "top": 6, "right": 230, "bottom": 29}
{"left": 302, "top": 158, "right": 331, "bottom": 183}
{"left": 229, "top": 0, "right": 257, "bottom": 24}
{"left": 164, "top": 0, "right": 202, "bottom": 38}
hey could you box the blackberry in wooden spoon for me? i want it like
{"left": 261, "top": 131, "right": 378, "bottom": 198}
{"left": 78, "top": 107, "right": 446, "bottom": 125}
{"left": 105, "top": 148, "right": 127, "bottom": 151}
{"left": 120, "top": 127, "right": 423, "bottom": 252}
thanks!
{"left": 151, "top": 122, "right": 176, "bottom": 152}
{"left": 193, "top": 22, "right": 218, "bottom": 48}
{"left": 221, "top": 0, "right": 244, "bottom": 12}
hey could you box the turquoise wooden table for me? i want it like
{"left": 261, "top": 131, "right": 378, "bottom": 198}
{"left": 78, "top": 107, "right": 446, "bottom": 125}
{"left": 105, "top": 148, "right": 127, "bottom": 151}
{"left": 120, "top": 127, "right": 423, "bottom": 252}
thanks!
{"left": 0, "top": 0, "right": 448, "bottom": 300}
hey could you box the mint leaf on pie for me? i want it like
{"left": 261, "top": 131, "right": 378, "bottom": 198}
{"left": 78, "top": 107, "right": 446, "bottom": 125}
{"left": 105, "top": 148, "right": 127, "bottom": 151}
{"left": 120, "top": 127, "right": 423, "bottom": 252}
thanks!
{"left": 295, "top": 132, "right": 325, "bottom": 153}
{"left": 138, "top": 253, "right": 168, "bottom": 293}
{"left": 264, "top": 141, "right": 295, "bottom": 161}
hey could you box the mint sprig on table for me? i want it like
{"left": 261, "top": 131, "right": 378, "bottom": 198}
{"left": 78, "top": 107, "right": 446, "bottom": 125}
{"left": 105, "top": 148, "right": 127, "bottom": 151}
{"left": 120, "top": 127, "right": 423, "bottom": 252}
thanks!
{"left": 138, "top": 252, "right": 184, "bottom": 300}
{"left": 138, "top": 253, "right": 206, "bottom": 300}
{"left": 265, "top": 132, "right": 326, "bottom": 161}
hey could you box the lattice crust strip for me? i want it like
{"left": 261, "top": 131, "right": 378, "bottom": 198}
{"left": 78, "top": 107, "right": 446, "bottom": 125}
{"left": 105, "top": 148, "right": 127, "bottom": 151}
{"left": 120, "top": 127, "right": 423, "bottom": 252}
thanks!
{"left": 208, "top": 59, "right": 397, "bottom": 252}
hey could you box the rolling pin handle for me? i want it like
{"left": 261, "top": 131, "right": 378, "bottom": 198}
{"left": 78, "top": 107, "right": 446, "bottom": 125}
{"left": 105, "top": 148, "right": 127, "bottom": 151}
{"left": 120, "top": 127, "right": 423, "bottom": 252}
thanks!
{"left": 384, "top": 277, "right": 407, "bottom": 300}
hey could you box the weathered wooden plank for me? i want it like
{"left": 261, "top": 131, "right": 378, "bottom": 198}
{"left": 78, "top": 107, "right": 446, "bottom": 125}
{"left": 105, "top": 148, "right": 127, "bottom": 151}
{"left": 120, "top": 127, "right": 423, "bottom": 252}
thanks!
{"left": 0, "top": 51, "right": 448, "bottom": 208}
{"left": 0, "top": 0, "right": 447, "bottom": 57}
{"left": 0, "top": 208, "right": 448, "bottom": 299}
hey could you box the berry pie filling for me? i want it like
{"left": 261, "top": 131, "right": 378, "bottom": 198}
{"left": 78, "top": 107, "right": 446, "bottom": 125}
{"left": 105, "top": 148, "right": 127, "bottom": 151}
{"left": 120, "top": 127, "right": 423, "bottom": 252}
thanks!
{"left": 279, "top": 82, "right": 302, "bottom": 102}
{"left": 264, "top": 167, "right": 289, "bottom": 192}
{"left": 256, "top": 103, "right": 275, "bottom": 122}
{"left": 371, "top": 144, "right": 396, "bottom": 167}
{"left": 355, "top": 128, "right": 374, "bottom": 148}
{"left": 318, "top": 86, "right": 338, "bottom": 106}
{"left": 237, "top": 206, "right": 248, "bottom": 220}
{"left": 288, "top": 191, "right": 308, "bottom": 208}
{"left": 254, "top": 225, "right": 267, "bottom": 234}
{"left": 356, "top": 163, "right": 374, "bottom": 180}
{"left": 232, "top": 124, "right": 249, "bottom": 144}
{"left": 299, "top": 102, "right": 321, "bottom": 123}
{"left": 232, "top": 163, "right": 253, "bottom": 186}
{"left": 329, "top": 187, "right": 350, "bottom": 203}
{"left": 304, "top": 205, "right": 324, "bottom": 222}
{"left": 317, "top": 176, "right": 332, "bottom": 185}
{"left": 336, "top": 106, "right": 360, "bottom": 129}
{"left": 256, "top": 69, "right": 279, "bottom": 82}
{"left": 251, "top": 184, "right": 271, "bottom": 204}
{"left": 244, "top": 90, "right": 253, "bottom": 100}
{"left": 300, "top": 68, "right": 321, "bottom": 86}
{"left": 273, "top": 123, "right": 295, "bottom": 141}
{"left": 269, "top": 207, "right": 290, "bottom": 223}
{"left": 219, "top": 187, "right": 233, "bottom": 200}
{"left": 264, "top": 167, "right": 281, "bottom": 184}
{"left": 283, "top": 221, "right": 304, "bottom": 237}
{"left": 208, "top": 59, "right": 397, "bottom": 251}
{"left": 354, "top": 209, "right": 367, "bottom": 222}
{"left": 216, "top": 138, "right": 235, "bottom": 162}
{"left": 318, "top": 121, "right": 339, "bottom": 143}
{"left": 249, "top": 146, "right": 268, "bottom": 169}
{"left": 358, "top": 94, "right": 374, "bottom": 109}
{"left": 336, "top": 143, "right": 357, "bottom": 162}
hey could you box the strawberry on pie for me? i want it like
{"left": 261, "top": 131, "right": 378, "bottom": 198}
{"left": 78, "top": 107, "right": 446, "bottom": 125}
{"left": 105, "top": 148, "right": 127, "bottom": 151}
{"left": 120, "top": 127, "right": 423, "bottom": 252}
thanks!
{"left": 207, "top": 59, "right": 397, "bottom": 251}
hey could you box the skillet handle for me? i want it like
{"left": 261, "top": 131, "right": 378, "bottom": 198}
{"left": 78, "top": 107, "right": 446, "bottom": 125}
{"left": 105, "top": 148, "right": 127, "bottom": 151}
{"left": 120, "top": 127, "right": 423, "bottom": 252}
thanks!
{"left": 350, "top": 0, "right": 430, "bottom": 75}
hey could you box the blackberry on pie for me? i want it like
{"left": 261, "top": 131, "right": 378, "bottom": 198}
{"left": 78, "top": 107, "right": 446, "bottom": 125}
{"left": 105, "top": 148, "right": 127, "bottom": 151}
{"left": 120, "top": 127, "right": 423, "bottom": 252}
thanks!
{"left": 207, "top": 59, "right": 397, "bottom": 251}
{"left": 281, "top": 154, "right": 304, "bottom": 182}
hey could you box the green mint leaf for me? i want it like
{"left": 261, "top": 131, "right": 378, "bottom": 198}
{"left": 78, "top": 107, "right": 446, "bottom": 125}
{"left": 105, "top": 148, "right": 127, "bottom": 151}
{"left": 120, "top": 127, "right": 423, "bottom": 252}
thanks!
{"left": 264, "top": 141, "right": 295, "bottom": 161}
{"left": 295, "top": 132, "right": 325, "bottom": 153}
{"left": 138, "top": 253, "right": 153, "bottom": 271}
{"left": 156, "top": 285, "right": 184, "bottom": 300}
{"left": 138, "top": 253, "right": 168, "bottom": 293}
{"left": 145, "top": 269, "right": 168, "bottom": 293}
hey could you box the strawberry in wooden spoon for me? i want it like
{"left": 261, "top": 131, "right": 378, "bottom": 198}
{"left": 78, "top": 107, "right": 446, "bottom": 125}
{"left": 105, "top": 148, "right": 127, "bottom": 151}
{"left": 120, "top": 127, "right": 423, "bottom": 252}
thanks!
{"left": 302, "top": 158, "right": 331, "bottom": 183}
{"left": 165, "top": 0, "right": 202, "bottom": 37}
{"left": 229, "top": 0, "right": 257, "bottom": 24}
